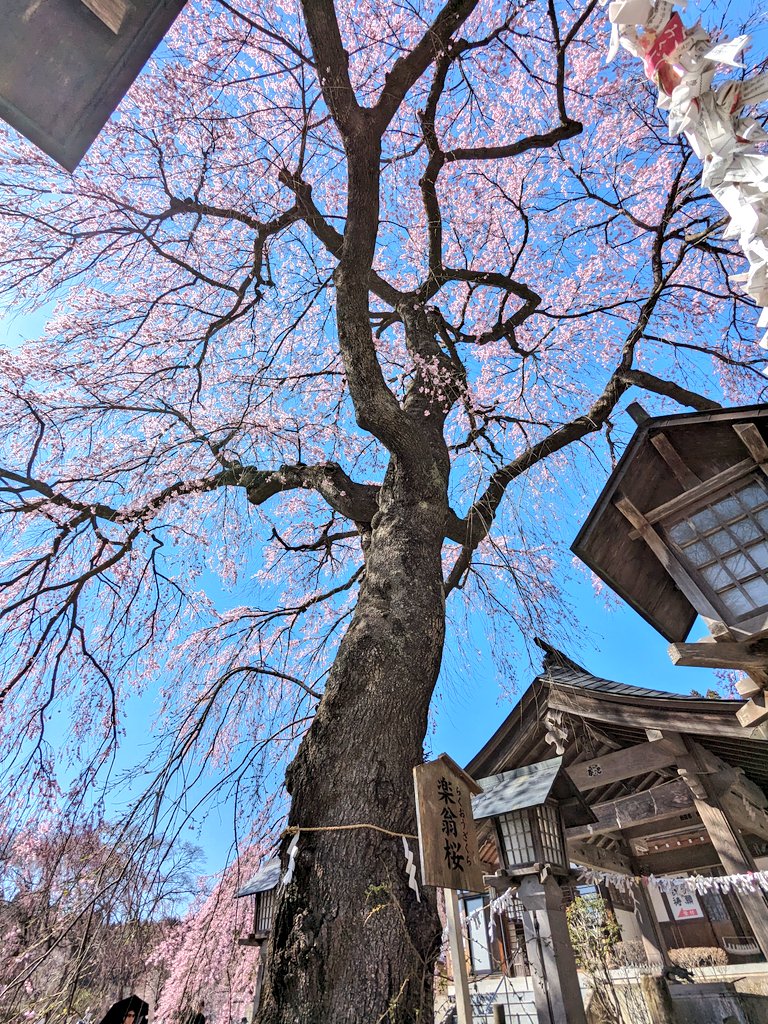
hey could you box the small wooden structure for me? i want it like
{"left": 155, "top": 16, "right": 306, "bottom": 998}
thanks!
{"left": 472, "top": 759, "right": 595, "bottom": 1024}
{"left": 464, "top": 643, "right": 768, "bottom": 979}
{"left": 0, "top": 0, "right": 186, "bottom": 169}
{"left": 473, "top": 758, "right": 592, "bottom": 879}
{"left": 235, "top": 859, "right": 280, "bottom": 1012}
{"left": 573, "top": 404, "right": 768, "bottom": 728}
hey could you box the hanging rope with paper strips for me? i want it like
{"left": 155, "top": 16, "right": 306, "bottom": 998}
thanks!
{"left": 278, "top": 823, "right": 421, "bottom": 900}
{"left": 579, "top": 865, "right": 768, "bottom": 895}
{"left": 602, "top": 0, "right": 768, "bottom": 355}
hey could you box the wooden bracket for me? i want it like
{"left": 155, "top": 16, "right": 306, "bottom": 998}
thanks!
{"left": 677, "top": 765, "right": 708, "bottom": 801}
{"left": 79, "top": 0, "right": 130, "bottom": 34}
{"left": 736, "top": 677, "right": 764, "bottom": 698}
{"left": 737, "top": 692, "right": 768, "bottom": 728}
{"left": 650, "top": 432, "right": 701, "bottom": 489}
{"left": 733, "top": 423, "right": 768, "bottom": 466}
{"left": 566, "top": 738, "right": 682, "bottom": 791}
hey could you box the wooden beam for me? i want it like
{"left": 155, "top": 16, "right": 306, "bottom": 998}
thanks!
{"left": 628, "top": 458, "right": 754, "bottom": 537}
{"left": 615, "top": 497, "right": 724, "bottom": 621}
{"left": 565, "top": 779, "right": 694, "bottom": 840}
{"left": 568, "top": 840, "right": 632, "bottom": 875}
{"left": 546, "top": 688, "right": 768, "bottom": 740}
{"left": 634, "top": 843, "right": 719, "bottom": 875}
{"left": 79, "top": 0, "right": 129, "bottom": 33}
{"left": 626, "top": 402, "right": 650, "bottom": 425}
{"left": 669, "top": 639, "right": 768, "bottom": 670}
{"left": 650, "top": 432, "right": 701, "bottom": 488}
{"left": 566, "top": 737, "right": 684, "bottom": 792}
{"left": 733, "top": 422, "right": 768, "bottom": 465}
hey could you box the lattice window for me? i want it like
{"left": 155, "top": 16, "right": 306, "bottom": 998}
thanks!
{"left": 536, "top": 802, "right": 568, "bottom": 872}
{"left": 497, "top": 809, "right": 536, "bottom": 869}
{"left": 666, "top": 476, "right": 768, "bottom": 620}
{"left": 255, "top": 888, "right": 276, "bottom": 934}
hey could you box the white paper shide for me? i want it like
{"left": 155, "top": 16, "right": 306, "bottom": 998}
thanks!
{"left": 604, "top": 0, "right": 768, "bottom": 353}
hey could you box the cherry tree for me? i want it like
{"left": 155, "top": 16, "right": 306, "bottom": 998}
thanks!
{"left": 0, "top": 821, "right": 199, "bottom": 1023}
{"left": 150, "top": 849, "right": 265, "bottom": 1024}
{"left": 0, "top": 0, "right": 765, "bottom": 1020}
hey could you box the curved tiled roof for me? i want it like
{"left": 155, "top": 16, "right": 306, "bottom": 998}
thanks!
{"left": 539, "top": 655, "right": 724, "bottom": 703}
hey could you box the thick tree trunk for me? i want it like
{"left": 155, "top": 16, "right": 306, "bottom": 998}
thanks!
{"left": 257, "top": 452, "right": 448, "bottom": 1024}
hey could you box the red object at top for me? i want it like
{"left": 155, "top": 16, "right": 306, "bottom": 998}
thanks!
{"left": 643, "top": 13, "right": 686, "bottom": 94}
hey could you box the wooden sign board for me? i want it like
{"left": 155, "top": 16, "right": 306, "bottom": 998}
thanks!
{"left": 0, "top": 0, "right": 187, "bottom": 170}
{"left": 413, "top": 754, "right": 485, "bottom": 892}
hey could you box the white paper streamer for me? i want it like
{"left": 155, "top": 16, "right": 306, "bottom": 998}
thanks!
{"left": 282, "top": 830, "right": 300, "bottom": 885}
{"left": 580, "top": 866, "right": 768, "bottom": 896}
{"left": 603, "top": 0, "right": 768, "bottom": 357}
{"left": 402, "top": 836, "right": 421, "bottom": 902}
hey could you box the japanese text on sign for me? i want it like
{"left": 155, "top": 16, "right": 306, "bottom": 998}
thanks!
{"left": 414, "top": 755, "right": 485, "bottom": 891}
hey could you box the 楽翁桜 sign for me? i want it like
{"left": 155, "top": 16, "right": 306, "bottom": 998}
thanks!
{"left": 413, "top": 754, "right": 485, "bottom": 891}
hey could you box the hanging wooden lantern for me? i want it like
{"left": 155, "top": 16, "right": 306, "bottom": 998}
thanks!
{"left": 572, "top": 404, "right": 768, "bottom": 728}
{"left": 235, "top": 859, "right": 280, "bottom": 944}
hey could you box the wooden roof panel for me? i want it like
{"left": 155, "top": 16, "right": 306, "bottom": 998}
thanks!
{"left": 572, "top": 404, "right": 768, "bottom": 642}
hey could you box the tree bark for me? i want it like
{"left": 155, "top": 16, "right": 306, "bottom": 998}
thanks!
{"left": 257, "top": 447, "right": 448, "bottom": 1024}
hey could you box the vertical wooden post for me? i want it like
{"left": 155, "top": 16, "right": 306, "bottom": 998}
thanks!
{"left": 517, "top": 874, "right": 587, "bottom": 1024}
{"left": 251, "top": 941, "right": 266, "bottom": 1018}
{"left": 631, "top": 875, "right": 670, "bottom": 969}
{"left": 681, "top": 744, "right": 768, "bottom": 959}
{"left": 445, "top": 887, "right": 473, "bottom": 1024}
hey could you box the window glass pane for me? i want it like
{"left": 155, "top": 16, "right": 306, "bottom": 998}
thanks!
{"left": 747, "top": 540, "right": 768, "bottom": 571}
{"left": 719, "top": 588, "right": 753, "bottom": 617}
{"left": 690, "top": 508, "right": 719, "bottom": 532}
{"left": 758, "top": 508, "right": 768, "bottom": 532}
{"left": 706, "top": 530, "right": 738, "bottom": 556}
{"left": 669, "top": 520, "right": 695, "bottom": 544}
{"left": 685, "top": 539, "right": 715, "bottom": 565}
{"left": 730, "top": 518, "right": 762, "bottom": 544}
{"left": 722, "top": 552, "right": 755, "bottom": 580}
{"left": 711, "top": 495, "right": 743, "bottom": 522}
{"left": 738, "top": 482, "right": 768, "bottom": 509}
{"left": 744, "top": 576, "right": 768, "bottom": 609}
{"left": 701, "top": 563, "right": 731, "bottom": 589}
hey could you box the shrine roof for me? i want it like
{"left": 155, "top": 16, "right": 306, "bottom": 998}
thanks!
{"left": 472, "top": 757, "right": 563, "bottom": 819}
{"left": 466, "top": 642, "right": 768, "bottom": 792}
{"left": 234, "top": 859, "right": 281, "bottom": 898}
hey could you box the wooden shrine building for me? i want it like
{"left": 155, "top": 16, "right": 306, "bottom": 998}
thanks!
{"left": 464, "top": 642, "right": 768, "bottom": 979}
